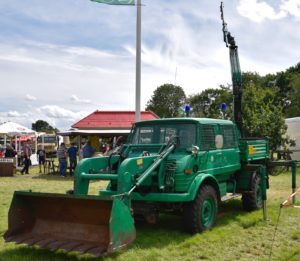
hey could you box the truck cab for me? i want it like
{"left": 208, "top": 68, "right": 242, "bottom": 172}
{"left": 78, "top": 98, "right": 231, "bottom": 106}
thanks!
{"left": 125, "top": 118, "right": 241, "bottom": 195}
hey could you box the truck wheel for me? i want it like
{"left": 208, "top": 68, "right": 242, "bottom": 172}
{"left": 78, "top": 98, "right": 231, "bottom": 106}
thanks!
{"left": 242, "top": 172, "right": 263, "bottom": 211}
{"left": 183, "top": 185, "right": 218, "bottom": 234}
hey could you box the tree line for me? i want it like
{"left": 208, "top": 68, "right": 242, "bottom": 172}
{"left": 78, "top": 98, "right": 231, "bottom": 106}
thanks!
{"left": 146, "top": 62, "right": 300, "bottom": 151}
{"left": 32, "top": 120, "right": 58, "bottom": 133}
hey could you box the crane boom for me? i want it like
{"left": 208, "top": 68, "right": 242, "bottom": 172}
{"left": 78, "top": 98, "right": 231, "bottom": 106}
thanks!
{"left": 220, "top": 2, "right": 243, "bottom": 136}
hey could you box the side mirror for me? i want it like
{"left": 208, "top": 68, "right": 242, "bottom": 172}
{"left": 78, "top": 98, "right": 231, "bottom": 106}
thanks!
{"left": 192, "top": 145, "right": 199, "bottom": 155}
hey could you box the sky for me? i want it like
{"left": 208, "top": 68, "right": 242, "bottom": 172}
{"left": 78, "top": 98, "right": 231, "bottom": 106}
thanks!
{"left": 0, "top": 0, "right": 300, "bottom": 130}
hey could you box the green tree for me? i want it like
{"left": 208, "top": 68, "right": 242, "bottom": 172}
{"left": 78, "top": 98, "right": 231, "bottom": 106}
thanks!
{"left": 262, "top": 72, "right": 292, "bottom": 111}
{"left": 287, "top": 62, "right": 300, "bottom": 74}
{"left": 189, "top": 85, "right": 232, "bottom": 119}
{"left": 146, "top": 84, "right": 186, "bottom": 118}
{"left": 241, "top": 64, "right": 300, "bottom": 118}
{"left": 32, "top": 120, "right": 58, "bottom": 133}
{"left": 285, "top": 74, "right": 300, "bottom": 117}
{"left": 242, "top": 82, "right": 287, "bottom": 151}
{"left": 282, "top": 64, "right": 300, "bottom": 117}
{"left": 242, "top": 72, "right": 264, "bottom": 88}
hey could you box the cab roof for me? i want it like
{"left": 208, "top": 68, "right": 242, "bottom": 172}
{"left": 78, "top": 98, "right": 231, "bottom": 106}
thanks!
{"left": 135, "top": 117, "right": 234, "bottom": 125}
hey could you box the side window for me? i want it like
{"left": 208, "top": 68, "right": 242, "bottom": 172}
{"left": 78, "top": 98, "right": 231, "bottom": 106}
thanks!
{"left": 200, "top": 125, "right": 216, "bottom": 150}
{"left": 221, "top": 125, "right": 238, "bottom": 148}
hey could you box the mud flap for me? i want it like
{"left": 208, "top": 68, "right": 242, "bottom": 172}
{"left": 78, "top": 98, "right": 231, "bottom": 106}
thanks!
{"left": 4, "top": 191, "right": 136, "bottom": 256}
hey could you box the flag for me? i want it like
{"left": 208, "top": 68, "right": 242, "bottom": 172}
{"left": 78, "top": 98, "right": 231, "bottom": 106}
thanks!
{"left": 91, "top": 0, "right": 135, "bottom": 5}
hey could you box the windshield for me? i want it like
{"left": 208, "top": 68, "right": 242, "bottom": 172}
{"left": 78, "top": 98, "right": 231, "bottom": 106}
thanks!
{"left": 37, "top": 136, "right": 56, "bottom": 143}
{"left": 131, "top": 123, "right": 196, "bottom": 148}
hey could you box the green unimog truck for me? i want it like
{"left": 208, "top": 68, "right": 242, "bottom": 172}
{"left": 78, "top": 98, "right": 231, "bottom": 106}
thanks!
{"left": 4, "top": 2, "right": 293, "bottom": 257}
{"left": 4, "top": 117, "right": 269, "bottom": 256}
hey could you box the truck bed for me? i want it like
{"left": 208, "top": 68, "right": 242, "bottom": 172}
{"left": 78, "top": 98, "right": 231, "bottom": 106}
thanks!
{"left": 239, "top": 138, "right": 269, "bottom": 162}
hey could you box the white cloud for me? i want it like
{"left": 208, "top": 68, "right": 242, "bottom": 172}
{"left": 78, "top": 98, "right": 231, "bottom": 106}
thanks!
{"left": 65, "top": 46, "right": 118, "bottom": 59}
{"left": 1, "top": 0, "right": 300, "bottom": 131}
{"left": 25, "top": 94, "right": 37, "bottom": 101}
{"left": 0, "top": 41, "right": 136, "bottom": 114}
{"left": 281, "top": 0, "right": 300, "bottom": 18}
{"left": 70, "top": 94, "right": 91, "bottom": 104}
{"left": 0, "top": 42, "right": 125, "bottom": 74}
{"left": 38, "top": 105, "right": 80, "bottom": 119}
{"left": 6, "top": 111, "right": 28, "bottom": 118}
{"left": 0, "top": 105, "right": 90, "bottom": 130}
{"left": 237, "top": 0, "right": 287, "bottom": 22}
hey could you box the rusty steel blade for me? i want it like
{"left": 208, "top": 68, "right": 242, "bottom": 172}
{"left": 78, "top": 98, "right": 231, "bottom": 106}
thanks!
{"left": 23, "top": 236, "right": 45, "bottom": 246}
{"left": 5, "top": 234, "right": 34, "bottom": 244}
{"left": 47, "top": 240, "right": 69, "bottom": 251}
{"left": 35, "top": 238, "right": 57, "bottom": 248}
{"left": 86, "top": 246, "right": 107, "bottom": 257}
{"left": 59, "top": 241, "right": 84, "bottom": 252}
{"left": 4, "top": 192, "right": 136, "bottom": 257}
{"left": 73, "top": 243, "right": 99, "bottom": 253}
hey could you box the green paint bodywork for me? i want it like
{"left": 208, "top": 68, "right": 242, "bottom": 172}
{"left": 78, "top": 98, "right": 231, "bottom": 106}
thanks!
{"left": 73, "top": 118, "right": 269, "bottom": 205}
{"left": 109, "top": 196, "right": 136, "bottom": 251}
{"left": 239, "top": 139, "right": 269, "bottom": 162}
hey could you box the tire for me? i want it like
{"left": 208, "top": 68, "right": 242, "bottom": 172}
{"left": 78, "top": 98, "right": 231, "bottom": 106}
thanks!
{"left": 183, "top": 185, "right": 218, "bottom": 234}
{"left": 242, "top": 172, "right": 263, "bottom": 211}
{"left": 269, "top": 166, "right": 286, "bottom": 176}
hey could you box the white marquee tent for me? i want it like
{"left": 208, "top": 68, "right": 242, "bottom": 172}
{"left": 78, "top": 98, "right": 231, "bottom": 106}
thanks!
{"left": 0, "top": 122, "right": 38, "bottom": 165}
{"left": 286, "top": 117, "right": 300, "bottom": 161}
{"left": 0, "top": 121, "right": 36, "bottom": 136}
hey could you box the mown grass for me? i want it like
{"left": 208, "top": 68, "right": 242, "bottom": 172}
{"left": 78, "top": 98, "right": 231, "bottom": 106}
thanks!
{"left": 0, "top": 166, "right": 300, "bottom": 261}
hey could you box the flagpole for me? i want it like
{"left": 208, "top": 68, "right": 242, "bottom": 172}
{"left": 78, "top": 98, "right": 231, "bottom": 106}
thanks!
{"left": 135, "top": 0, "right": 141, "bottom": 122}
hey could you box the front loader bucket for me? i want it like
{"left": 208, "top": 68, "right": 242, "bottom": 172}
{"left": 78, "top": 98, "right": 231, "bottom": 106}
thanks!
{"left": 4, "top": 191, "right": 136, "bottom": 256}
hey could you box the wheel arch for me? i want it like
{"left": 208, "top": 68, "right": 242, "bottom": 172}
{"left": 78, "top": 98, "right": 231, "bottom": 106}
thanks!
{"left": 188, "top": 173, "right": 221, "bottom": 202}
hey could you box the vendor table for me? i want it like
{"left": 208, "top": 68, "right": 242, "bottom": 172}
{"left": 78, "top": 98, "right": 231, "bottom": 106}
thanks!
{"left": 44, "top": 159, "right": 56, "bottom": 174}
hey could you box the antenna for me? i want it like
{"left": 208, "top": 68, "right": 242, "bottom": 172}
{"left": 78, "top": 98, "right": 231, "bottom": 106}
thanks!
{"left": 220, "top": 2, "right": 228, "bottom": 47}
{"left": 220, "top": 1, "right": 237, "bottom": 48}
{"left": 174, "top": 67, "right": 177, "bottom": 85}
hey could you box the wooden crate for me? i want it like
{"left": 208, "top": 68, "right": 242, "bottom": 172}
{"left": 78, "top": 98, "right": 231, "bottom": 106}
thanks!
{"left": 0, "top": 158, "right": 14, "bottom": 177}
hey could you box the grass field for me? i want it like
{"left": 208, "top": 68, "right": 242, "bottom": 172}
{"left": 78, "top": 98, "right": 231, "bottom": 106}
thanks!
{"left": 0, "top": 166, "right": 300, "bottom": 261}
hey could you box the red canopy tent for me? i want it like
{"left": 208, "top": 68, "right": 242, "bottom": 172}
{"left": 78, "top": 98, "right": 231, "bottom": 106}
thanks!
{"left": 11, "top": 135, "right": 33, "bottom": 143}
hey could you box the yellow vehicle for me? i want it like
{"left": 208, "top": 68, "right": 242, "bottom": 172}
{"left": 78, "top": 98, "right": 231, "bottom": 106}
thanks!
{"left": 37, "top": 134, "right": 58, "bottom": 157}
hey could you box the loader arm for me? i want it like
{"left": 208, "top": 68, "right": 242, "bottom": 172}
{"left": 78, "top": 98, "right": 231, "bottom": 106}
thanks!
{"left": 74, "top": 137, "right": 177, "bottom": 197}
{"left": 126, "top": 143, "right": 176, "bottom": 195}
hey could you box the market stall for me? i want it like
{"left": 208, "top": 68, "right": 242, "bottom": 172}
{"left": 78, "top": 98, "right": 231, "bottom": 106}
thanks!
{"left": 0, "top": 122, "right": 37, "bottom": 175}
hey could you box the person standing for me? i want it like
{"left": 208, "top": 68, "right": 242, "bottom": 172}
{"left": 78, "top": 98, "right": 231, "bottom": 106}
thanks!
{"left": 21, "top": 141, "right": 32, "bottom": 174}
{"left": 5, "top": 144, "right": 16, "bottom": 158}
{"left": 36, "top": 145, "right": 46, "bottom": 173}
{"left": 67, "top": 143, "right": 77, "bottom": 176}
{"left": 82, "top": 141, "right": 94, "bottom": 158}
{"left": 57, "top": 143, "right": 67, "bottom": 177}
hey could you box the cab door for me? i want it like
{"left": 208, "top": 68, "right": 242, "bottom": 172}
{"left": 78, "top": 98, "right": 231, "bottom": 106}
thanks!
{"left": 198, "top": 124, "right": 222, "bottom": 172}
{"left": 220, "top": 124, "right": 240, "bottom": 172}
{"left": 198, "top": 123, "right": 240, "bottom": 174}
